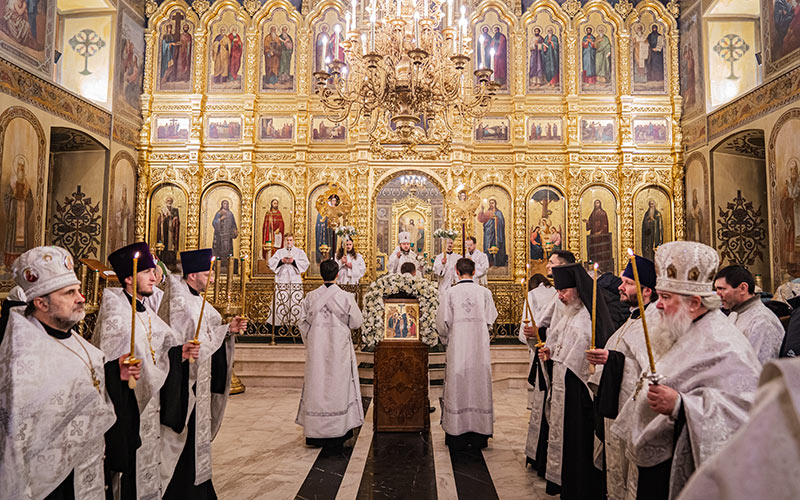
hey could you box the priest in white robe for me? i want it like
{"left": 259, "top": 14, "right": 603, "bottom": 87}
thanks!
{"left": 436, "top": 257, "right": 498, "bottom": 450}
{"left": 296, "top": 259, "right": 364, "bottom": 447}
{"left": 714, "top": 264, "right": 784, "bottom": 364}
{"left": 93, "top": 242, "right": 198, "bottom": 500}
{"left": 433, "top": 237, "right": 458, "bottom": 295}
{"left": 522, "top": 250, "right": 574, "bottom": 484}
{"left": 611, "top": 242, "right": 762, "bottom": 500}
{"left": 677, "top": 357, "right": 800, "bottom": 500}
{"left": 268, "top": 234, "right": 310, "bottom": 326}
{"left": 464, "top": 236, "right": 489, "bottom": 285}
{"left": 388, "top": 231, "right": 419, "bottom": 274}
{"left": 587, "top": 254, "right": 659, "bottom": 500}
{"left": 158, "top": 249, "right": 247, "bottom": 499}
{"left": 539, "top": 263, "right": 614, "bottom": 500}
{"left": 1, "top": 246, "right": 140, "bottom": 500}
{"left": 335, "top": 238, "right": 366, "bottom": 285}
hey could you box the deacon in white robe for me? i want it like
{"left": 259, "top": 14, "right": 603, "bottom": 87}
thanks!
{"left": 296, "top": 259, "right": 364, "bottom": 446}
{"left": 158, "top": 249, "right": 247, "bottom": 499}
{"left": 464, "top": 236, "right": 489, "bottom": 285}
{"left": 522, "top": 251, "right": 575, "bottom": 481}
{"left": 539, "top": 263, "right": 613, "bottom": 500}
{"left": 714, "top": 265, "right": 783, "bottom": 364}
{"left": 433, "top": 237, "right": 458, "bottom": 295}
{"left": 677, "top": 357, "right": 800, "bottom": 500}
{"left": 268, "top": 234, "right": 310, "bottom": 325}
{"left": 0, "top": 246, "right": 138, "bottom": 500}
{"left": 335, "top": 238, "right": 366, "bottom": 285}
{"left": 436, "top": 257, "right": 498, "bottom": 449}
{"left": 388, "top": 231, "right": 419, "bottom": 274}
{"left": 611, "top": 242, "right": 761, "bottom": 500}
{"left": 93, "top": 243, "right": 197, "bottom": 500}
{"left": 587, "top": 254, "right": 658, "bottom": 500}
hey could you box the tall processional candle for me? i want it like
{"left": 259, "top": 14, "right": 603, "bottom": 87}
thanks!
{"left": 126, "top": 252, "right": 141, "bottom": 388}
{"left": 190, "top": 256, "right": 216, "bottom": 364}
{"left": 240, "top": 255, "right": 248, "bottom": 317}
{"left": 589, "top": 262, "right": 598, "bottom": 374}
{"left": 627, "top": 248, "right": 657, "bottom": 375}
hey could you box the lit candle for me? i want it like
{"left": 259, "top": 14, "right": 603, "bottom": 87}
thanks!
{"left": 190, "top": 256, "right": 216, "bottom": 364}
{"left": 396, "top": 0, "right": 401, "bottom": 17}
{"left": 126, "top": 252, "right": 141, "bottom": 388}
{"left": 489, "top": 47, "right": 496, "bottom": 72}
{"left": 345, "top": 12, "right": 351, "bottom": 35}
{"left": 240, "top": 255, "right": 248, "bottom": 317}
{"left": 628, "top": 249, "right": 657, "bottom": 374}
{"left": 423, "top": 0, "right": 428, "bottom": 18}
{"left": 352, "top": 0, "right": 358, "bottom": 30}
{"left": 333, "top": 24, "right": 341, "bottom": 60}
{"left": 459, "top": 15, "right": 467, "bottom": 54}
{"left": 370, "top": 12, "right": 376, "bottom": 51}
{"left": 589, "top": 262, "right": 599, "bottom": 374}
{"left": 447, "top": 0, "right": 453, "bottom": 27}
{"left": 361, "top": 33, "right": 368, "bottom": 55}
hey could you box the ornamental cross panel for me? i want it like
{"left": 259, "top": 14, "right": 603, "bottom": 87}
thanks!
{"left": 716, "top": 190, "right": 766, "bottom": 267}
{"left": 68, "top": 29, "right": 106, "bottom": 76}
{"left": 51, "top": 186, "right": 103, "bottom": 259}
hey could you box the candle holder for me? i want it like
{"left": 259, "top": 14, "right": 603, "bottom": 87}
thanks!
{"left": 313, "top": 71, "right": 331, "bottom": 87}
{"left": 365, "top": 52, "right": 383, "bottom": 69}
{"left": 123, "top": 355, "right": 141, "bottom": 389}
{"left": 450, "top": 54, "right": 469, "bottom": 70}
{"left": 408, "top": 48, "right": 428, "bottom": 65}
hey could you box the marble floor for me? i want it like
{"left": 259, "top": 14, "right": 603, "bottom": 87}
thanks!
{"left": 212, "top": 385, "right": 556, "bottom": 499}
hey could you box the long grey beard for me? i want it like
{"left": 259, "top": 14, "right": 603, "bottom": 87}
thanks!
{"left": 650, "top": 302, "right": 692, "bottom": 359}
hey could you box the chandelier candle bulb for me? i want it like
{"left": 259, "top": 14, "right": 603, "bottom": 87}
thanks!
{"left": 396, "top": 0, "right": 400, "bottom": 17}
{"left": 627, "top": 248, "right": 657, "bottom": 375}
{"left": 352, "top": 0, "right": 357, "bottom": 30}
{"left": 345, "top": 13, "right": 351, "bottom": 36}
{"left": 361, "top": 33, "right": 368, "bottom": 55}
{"left": 334, "top": 25, "right": 341, "bottom": 59}
{"left": 423, "top": 0, "right": 428, "bottom": 18}
{"left": 447, "top": 0, "right": 452, "bottom": 27}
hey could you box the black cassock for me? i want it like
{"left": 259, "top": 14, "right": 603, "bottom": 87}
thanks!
{"left": 526, "top": 326, "right": 551, "bottom": 481}
{"left": 595, "top": 347, "right": 686, "bottom": 500}
{"left": 161, "top": 339, "right": 229, "bottom": 500}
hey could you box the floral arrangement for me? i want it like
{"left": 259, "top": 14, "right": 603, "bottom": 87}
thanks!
{"left": 335, "top": 225, "right": 358, "bottom": 238}
{"left": 362, "top": 273, "right": 440, "bottom": 348}
{"left": 416, "top": 253, "right": 433, "bottom": 274}
{"left": 433, "top": 228, "right": 458, "bottom": 240}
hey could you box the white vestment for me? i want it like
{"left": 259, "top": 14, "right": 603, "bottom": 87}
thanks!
{"left": 521, "top": 287, "right": 560, "bottom": 462}
{"left": 544, "top": 304, "right": 594, "bottom": 485}
{"left": 728, "top": 296, "right": 784, "bottom": 364}
{"left": 388, "top": 247, "right": 418, "bottom": 274}
{"left": 335, "top": 253, "right": 366, "bottom": 285}
{"left": 436, "top": 280, "right": 498, "bottom": 436}
{"left": 465, "top": 249, "right": 489, "bottom": 285}
{"left": 611, "top": 309, "right": 761, "bottom": 499}
{"left": 677, "top": 357, "right": 800, "bottom": 500}
{"left": 92, "top": 288, "right": 182, "bottom": 500}
{"left": 433, "top": 251, "right": 459, "bottom": 295}
{"left": 144, "top": 286, "right": 165, "bottom": 313}
{"left": 588, "top": 303, "right": 659, "bottom": 500}
{"left": 157, "top": 275, "right": 235, "bottom": 489}
{"left": 268, "top": 246, "right": 310, "bottom": 325}
{"left": 1, "top": 310, "right": 116, "bottom": 500}
{"left": 296, "top": 284, "right": 364, "bottom": 437}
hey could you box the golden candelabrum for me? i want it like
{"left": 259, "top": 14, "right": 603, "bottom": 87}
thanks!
{"left": 312, "top": 0, "right": 500, "bottom": 154}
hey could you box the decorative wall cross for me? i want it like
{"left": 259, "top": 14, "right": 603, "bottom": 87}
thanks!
{"left": 51, "top": 186, "right": 102, "bottom": 259}
{"left": 713, "top": 34, "right": 750, "bottom": 80}
{"left": 716, "top": 190, "right": 765, "bottom": 267}
{"left": 68, "top": 29, "right": 106, "bottom": 76}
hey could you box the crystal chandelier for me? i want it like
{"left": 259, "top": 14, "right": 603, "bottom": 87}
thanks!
{"left": 312, "top": 0, "right": 500, "bottom": 157}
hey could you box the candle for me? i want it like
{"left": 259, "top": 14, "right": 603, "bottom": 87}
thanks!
{"left": 352, "top": 0, "right": 357, "bottom": 30}
{"left": 190, "top": 257, "right": 216, "bottom": 363}
{"left": 320, "top": 34, "right": 328, "bottom": 69}
{"left": 396, "top": 0, "right": 401, "bottom": 17}
{"left": 628, "top": 249, "right": 657, "bottom": 374}
{"left": 370, "top": 12, "right": 376, "bottom": 51}
{"left": 522, "top": 276, "right": 542, "bottom": 346}
{"left": 423, "top": 0, "right": 428, "bottom": 18}
{"left": 361, "top": 33, "right": 368, "bottom": 55}
{"left": 333, "top": 25, "right": 341, "bottom": 60}
{"left": 345, "top": 13, "right": 351, "bottom": 35}
{"left": 129, "top": 252, "right": 139, "bottom": 359}
{"left": 489, "top": 47, "right": 496, "bottom": 72}
{"left": 414, "top": 11, "right": 420, "bottom": 47}
{"left": 226, "top": 256, "right": 234, "bottom": 303}
{"left": 589, "top": 262, "right": 598, "bottom": 374}
{"left": 240, "top": 255, "right": 248, "bottom": 317}
{"left": 447, "top": 0, "right": 453, "bottom": 27}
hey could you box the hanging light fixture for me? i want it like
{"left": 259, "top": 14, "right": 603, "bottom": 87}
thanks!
{"left": 312, "top": 0, "right": 500, "bottom": 157}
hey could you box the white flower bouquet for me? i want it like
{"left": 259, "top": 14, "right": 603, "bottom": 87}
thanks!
{"left": 335, "top": 225, "right": 358, "bottom": 238}
{"left": 361, "top": 273, "right": 440, "bottom": 348}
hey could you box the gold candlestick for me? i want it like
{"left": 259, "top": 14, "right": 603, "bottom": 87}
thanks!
{"left": 589, "top": 262, "right": 598, "bottom": 375}
{"left": 627, "top": 249, "right": 657, "bottom": 377}
{"left": 190, "top": 257, "right": 216, "bottom": 364}
{"left": 124, "top": 253, "right": 141, "bottom": 389}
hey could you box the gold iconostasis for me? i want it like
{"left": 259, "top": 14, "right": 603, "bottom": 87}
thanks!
{"left": 137, "top": 0, "right": 683, "bottom": 282}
